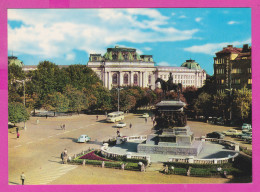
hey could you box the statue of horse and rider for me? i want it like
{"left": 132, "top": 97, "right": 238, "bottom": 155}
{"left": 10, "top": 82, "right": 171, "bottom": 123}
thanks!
{"left": 155, "top": 72, "right": 182, "bottom": 100}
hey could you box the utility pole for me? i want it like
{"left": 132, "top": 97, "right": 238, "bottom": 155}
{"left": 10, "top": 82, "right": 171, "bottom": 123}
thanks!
{"left": 16, "top": 80, "right": 26, "bottom": 130}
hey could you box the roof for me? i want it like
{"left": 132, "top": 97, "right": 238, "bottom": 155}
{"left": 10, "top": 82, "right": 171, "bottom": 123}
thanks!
{"left": 8, "top": 56, "right": 24, "bottom": 67}
{"left": 181, "top": 59, "right": 202, "bottom": 70}
{"left": 216, "top": 45, "right": 242, "bottom": 55}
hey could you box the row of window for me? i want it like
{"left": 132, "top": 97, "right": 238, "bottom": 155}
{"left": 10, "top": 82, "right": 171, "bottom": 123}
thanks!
{"left": 216, "top": 79, "right": 252, "bottom": 85}
{"left": 216, "top": 68, "right": 225, "bottom": 74}
{"left": 215, "top": 58, "right": 226, "bottom": 64}
{"left": 112, "top": 73, "right": 152, "bottom": 85}
{"left": 159, "top": 74, "right": 196, "bottom": 79}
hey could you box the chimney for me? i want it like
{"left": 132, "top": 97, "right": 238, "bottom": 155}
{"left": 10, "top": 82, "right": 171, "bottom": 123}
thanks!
{"left": 227, "top": 45, "right": 233, "bottom": 48}
{"left": 242, "top": 44, "right": 249, "bottom": 52}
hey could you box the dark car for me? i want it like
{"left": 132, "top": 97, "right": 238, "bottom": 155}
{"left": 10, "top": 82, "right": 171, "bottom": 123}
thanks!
{"left": 206, "top": 132, "right": 225, "bottom": 139}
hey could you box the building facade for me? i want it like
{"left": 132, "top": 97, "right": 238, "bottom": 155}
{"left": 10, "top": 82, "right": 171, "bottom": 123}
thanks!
{"left": 214, "top": 44, "right": 252, "bottom": 92}
{"left": 87, "top": 46, "right": 206, "bottom": 90}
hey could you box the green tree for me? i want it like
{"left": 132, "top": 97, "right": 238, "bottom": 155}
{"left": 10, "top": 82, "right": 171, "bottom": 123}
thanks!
{"left": 8, "top": 102, "right": 30, "bottom": 126}
{"left": 29, "top": 61, "right": 63, "bottom": 106}
{"left": 212, "top": 92, "right": 229, "bottom": 119}
{"left": 8, "top": 65, "right": 25, "bottom": 103}
{"left": 64, "top": 85, "right": 88, "bottom": 114}
{"left": 43, "top": 92, "right": 70, "bottom": 116}
{"left": 194, "top": 92, "right": 213, "bottom": 120}
{"left": 232, "top": 88, "right": 252, "bottom": 123}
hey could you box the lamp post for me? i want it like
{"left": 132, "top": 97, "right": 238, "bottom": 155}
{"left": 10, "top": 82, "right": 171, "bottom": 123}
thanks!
{"left": 16, "top": 80, "right": 26, "bottom": 130}
{"left": 114, "top": 85, "right": 123, "bottom": 112}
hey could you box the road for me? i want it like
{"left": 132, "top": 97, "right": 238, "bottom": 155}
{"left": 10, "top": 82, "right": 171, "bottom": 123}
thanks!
{"left": 8, "top": 113, "right": 152, "bottom": 185}
{"left": 8, "top": 113, "right": 251, "bottom": 185}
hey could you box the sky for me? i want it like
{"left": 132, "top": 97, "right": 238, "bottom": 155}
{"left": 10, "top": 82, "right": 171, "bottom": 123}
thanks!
{"left": 8, "top": 8, "right": 251, "bottom": 75}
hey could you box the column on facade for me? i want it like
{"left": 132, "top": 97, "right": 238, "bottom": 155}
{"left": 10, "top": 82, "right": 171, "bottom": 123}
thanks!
{"left": 143, "top": 72, "right": 147, "bottom": 88}
{"left": 131, "top": 71, "right": 134, "bottom": 86}
{"left": 119, "top": 71, "right": 123, "bottom": 87}
{"left": 103, "top": 70, "right": 107, "bottom": 87}
{"left": 108, "top": 72, "right": 111, "bottom": 90}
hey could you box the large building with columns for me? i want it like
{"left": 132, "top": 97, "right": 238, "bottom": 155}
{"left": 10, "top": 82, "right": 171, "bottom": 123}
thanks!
{"left": 88, "top": 46, "right": 207, "bottom": 90}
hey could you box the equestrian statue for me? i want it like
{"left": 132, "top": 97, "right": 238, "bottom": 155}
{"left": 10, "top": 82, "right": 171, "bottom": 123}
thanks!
{"left": 155, "top": 72, "right": 182, "bottom": 100}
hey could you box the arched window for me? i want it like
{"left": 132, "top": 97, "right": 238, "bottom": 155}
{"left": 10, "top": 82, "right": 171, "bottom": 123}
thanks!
{"left": 148, "top": 75, "right": 152, "bottom": 84}
{"left": 124, "top": 74, "right": 128, "bottom": 84}
{"left": 134, "top": 74, "right": 138, "bottom": 85}
{"left": 112, "top": 73, "right": 118, "bottom": 85}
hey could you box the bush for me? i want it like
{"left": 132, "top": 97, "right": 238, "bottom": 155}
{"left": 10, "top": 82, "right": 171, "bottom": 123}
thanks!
{"left": 164, "top": 162, "right": 233, "bottom": 169}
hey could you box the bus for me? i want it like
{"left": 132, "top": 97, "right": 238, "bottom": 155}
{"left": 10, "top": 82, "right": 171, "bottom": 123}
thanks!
{"left": 106, "top": 111, "right": 124, "bottom": 123}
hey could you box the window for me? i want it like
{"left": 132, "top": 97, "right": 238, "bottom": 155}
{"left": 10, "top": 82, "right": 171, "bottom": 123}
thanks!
{"left": 134, "top": 74, "right": 138, "bottom": 85}
{"left": 148, "top": 75, "right": 152, "bottom": 84}
{"left": 248, "top": 79, "right": 252, "bottom": 84}
{"left": 232, "top": 68, "right": 241, "bottom": 74}
{"left": 248, "top": 68, "right": 252, "bottom": 73}
{"left": 112, "top": 73, "right": 118, "bottom": 84}
{"left": 124, "top": 74, "right": 128, "bottom": 84}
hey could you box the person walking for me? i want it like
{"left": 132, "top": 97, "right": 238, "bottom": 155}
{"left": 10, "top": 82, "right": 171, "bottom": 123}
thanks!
{"left": 61, "top": 151, "right": 64, "bottom": 164}
{"left": 63, "top": 124, "right": 65, "bottom": 130}
{"left": 16, "top": 127, "right": 19, "bottom": 134}
{"left": 145, "top": 118, "right": 147, "bottom": 123}
{"left": 96, "top": 115, "right": 99, "bottom": 120}
{"left": 17, "top": 132, "right": 20, "bottom": 139}
{"left": 20, "top": 172, "right": 25, "bottom": 185}
{"left": 63, "top": 149, "right": 68, "bottom": 164}
{"left": 129, "top": 123, "right": 132, "bottom": 129}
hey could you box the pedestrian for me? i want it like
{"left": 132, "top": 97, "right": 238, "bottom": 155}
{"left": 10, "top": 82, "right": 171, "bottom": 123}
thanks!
{"left": 129, "top": 123, "right": 132, "bottom": 129}
{"left": 17, "top": 132, "right": 20, "bottom": 139}
{"left": 61, "top": 151, "right": 64, "bottom": 164}
{"left": 96, "top": 115, "right": 98, "bottom": 120}
{"left": 16, "top": 127, "right": 19, "bottom": 134}
{"left": 46, "top": 114, "right": 47, "bottom": 119}
{"left": 121, "top": 163, "right": 125, "bottom": 170}
{"left": 36, "top": 119, "right": 39, "bottom": 124}
{"left": 153, "top": 120, "right": 155, "bottom": 126}
{"left": 60, "top": 124, "right": 63, "bottom": 130}
{"left": 64, "top": 148, "right": 68, "bottom": 156}
{"left": 145, "top": 118, "right": 147, "bottom": 123}
{"left": 117, "top": 129, "right": 120, "bottom": 137}
{"left": 63, "top": 149, "right": 68, "bottom": 164}
{"left": 102, "top": 161, "right": 105, "bottom": 168}
{"left": 164, "top": 165, "right": 169, "bottom": 174}
{"left": 20, "top": 172, "right": 25, "bottom": 185}
{"left": 63, "top": 124, "right": 65, "bottom": 130}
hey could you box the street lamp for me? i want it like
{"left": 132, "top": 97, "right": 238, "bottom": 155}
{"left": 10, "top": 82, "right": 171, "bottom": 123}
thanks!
{"left": 16, "top": 80, "right": 26, "bottom": 130}
{"left": 114, "top": 85, "right": 123, "bottom": 112}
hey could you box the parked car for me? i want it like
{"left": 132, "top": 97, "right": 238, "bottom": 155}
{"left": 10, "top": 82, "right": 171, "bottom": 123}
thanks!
{"left": 77, "top": 135, "right": 91, "bottom": 143}
{"left": 142, "top": 113, "right": 149, "bottom": 118}
{"left": 116, "top": 122, "right": 126, "bottom": 128}
{"left": 241, "top": 133, "right": 252, "bottom": 140}
{"left": 206, "top": 132, "right": 225, "bottom": 139}
{"left": 242, "top": 123, "right": 252, "bottom": 130}
{"left": 222, "top": 129, "right": 238, "bottom": 136}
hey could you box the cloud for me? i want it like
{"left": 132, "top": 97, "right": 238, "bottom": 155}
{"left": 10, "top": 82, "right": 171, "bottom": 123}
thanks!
{"left": 171, "top": 12, "right": 176, "bottom": 16}
{"left": 66, "top": 53, "right": 75, "bottom": 60}
{"left": 8, "top": 9, "right": 198, "bottom": 59}
{"left": 143, "top": 47, "right": 152, "bottom": 51}
{"left": 184, "top": 38, "right": 251, "bottom": 55}
{"left": 195, "top": 17, "right": 202, "bottom": 22}
{"left": 157, "top": 61, "right": 171, "bottom": 66}
{"left": 179, "top": 15, "right": 187, "bottom": 18}
{"left": 228, "top": 21, "right": 239, "bottom": 25}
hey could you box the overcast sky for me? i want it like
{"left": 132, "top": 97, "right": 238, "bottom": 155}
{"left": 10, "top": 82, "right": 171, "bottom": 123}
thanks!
{"left": 8, "top": 8, "right": 251, "bottom": 75}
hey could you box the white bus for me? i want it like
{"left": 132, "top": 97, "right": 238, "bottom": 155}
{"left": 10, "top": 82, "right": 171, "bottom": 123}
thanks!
{"left": 106, "top": 111, "right": 124, "bottom": 123}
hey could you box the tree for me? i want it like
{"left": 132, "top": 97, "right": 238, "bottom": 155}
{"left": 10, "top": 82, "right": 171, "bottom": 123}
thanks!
{"left": 212, "top": 92, "right": 228, "bottom": 118}
{"left": 28, "top": 61, "right": 63, "bottom": 106}
{"left": 194, "top": 92, "right": 213, "bottom": 120}
{"left": 64, "top": 85, "right": 88, "bottom": 114}
{"left": 8, "top": 65, "right": 25, "bottom": 103}
{"left": 43, "top": 92, "right": 70, "bottom": 116}
{"left": 232, "top": 88, "right": 252, "bottom": 123}
{"left": 8, "top": 102, "right": 30, "bottom": 126}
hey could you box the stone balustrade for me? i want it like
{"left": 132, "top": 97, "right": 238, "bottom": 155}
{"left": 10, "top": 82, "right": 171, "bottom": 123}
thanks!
{"left": 168, "top": 137, "right": 240, "bottom": 164}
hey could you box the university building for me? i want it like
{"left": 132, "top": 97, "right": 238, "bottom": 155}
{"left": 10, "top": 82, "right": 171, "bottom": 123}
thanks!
{"left": 87, "top": 46, "right": 206, "bottom": 90}
{"left": 213, "top": 44, "right": 252, "bottom": 93}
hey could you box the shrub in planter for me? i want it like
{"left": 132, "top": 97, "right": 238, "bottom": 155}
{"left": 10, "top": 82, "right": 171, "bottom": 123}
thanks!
{"left": 164, "top": 162, "right": 233, "bottom": 169}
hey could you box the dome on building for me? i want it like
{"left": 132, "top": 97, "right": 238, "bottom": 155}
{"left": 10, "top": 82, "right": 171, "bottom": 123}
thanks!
{"left": 181, "top": 59, "right": 202, "bottom": 70}
{"left": 8, "top": 56, "right": 24, "bottom": 67}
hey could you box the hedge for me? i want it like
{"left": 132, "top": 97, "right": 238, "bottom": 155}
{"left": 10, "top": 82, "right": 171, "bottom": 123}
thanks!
{"left": 96, "top": 150, "right": 148, "bottom": 165}
{"left": 164, "top": 162, "right": 233, "bottom": 169}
